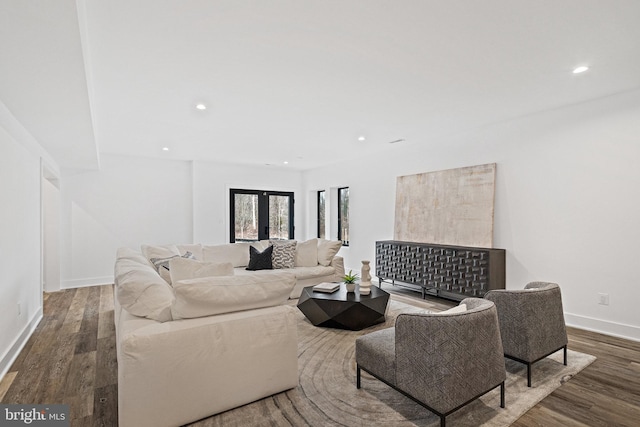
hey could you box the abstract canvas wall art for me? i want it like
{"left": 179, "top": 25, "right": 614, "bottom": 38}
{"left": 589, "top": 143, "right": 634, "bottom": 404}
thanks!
{"left": 394, "top": 163, "right": 496, "bottom": 247}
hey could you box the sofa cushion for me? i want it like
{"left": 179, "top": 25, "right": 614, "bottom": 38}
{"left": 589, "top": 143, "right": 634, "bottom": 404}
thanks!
{"left": 270, "top": 240, "right": 297, "bottom": 269}
{"left": 317, "top": 239, "right": 342, "bottom": 266}
{"left": 171, "top": 272, "right": 296, "bottom": 319}
{"left": 169, "top": 257, "right": 234, "bottom": 283}
{"left": 142, "top": 244, "right": 184, "bottom": 282}
{"left": 141, "top": 244, "right": 180, "bottom": 261}
{"left": 203, "top": 243, "right": 250, "bottom": 267}
{"left": 292, "top": 265, "right": 336, "bottom": 279}
{"left": 176, "top": 244, "right": 203, "bottom": 260}
{"left": 295, "top": 238, "right": 318, "bottom": 267}
{"left": 234, "top": 264, "right": 335, "bottom": 280}
{"left": 150, "top": 252, "right": 196, "bottom": 283}
{"left": 115, "top": 248, "right": 175, "bottom": 322}
{"left": 246, "top": 245, "right": 273, "bottom": 271}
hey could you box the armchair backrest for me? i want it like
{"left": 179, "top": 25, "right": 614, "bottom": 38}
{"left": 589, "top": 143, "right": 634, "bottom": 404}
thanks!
{"left": 394, "top": 298, "right": 505, "bottom": 415}
{"left": 485, "top": 282, "right": 567, "bottom": 362}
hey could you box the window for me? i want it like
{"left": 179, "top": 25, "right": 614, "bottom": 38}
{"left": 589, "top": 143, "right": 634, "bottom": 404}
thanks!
{"left": 338, "top": 187, "right": 349, "bottom": 246}
{"left": 317, "top": 190, "right": 325, "bottom": 239}
{"left": 230, "top": 189, "right": 294, "bottom": 242}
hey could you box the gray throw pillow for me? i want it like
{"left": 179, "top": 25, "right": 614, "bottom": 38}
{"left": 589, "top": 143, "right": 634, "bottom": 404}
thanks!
{"left": 270, "top": 240, "right": 297, "bottom": 269}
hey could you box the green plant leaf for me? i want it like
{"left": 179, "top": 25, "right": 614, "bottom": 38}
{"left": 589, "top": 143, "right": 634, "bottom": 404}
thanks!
{"left": 342, "top": 269, "right": 359, "bottom": 283}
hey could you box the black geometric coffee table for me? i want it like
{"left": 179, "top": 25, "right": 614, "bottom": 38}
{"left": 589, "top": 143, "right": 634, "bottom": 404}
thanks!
{"left": 297, "top": 284, "right": 390, "bottom": 330}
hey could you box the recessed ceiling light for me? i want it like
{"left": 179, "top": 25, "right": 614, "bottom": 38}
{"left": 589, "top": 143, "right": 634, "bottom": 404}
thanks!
{"left": 162, "top": 147, "right": 169, "bottom": 151}
{"left": 195, "top": 103, "right": 207, "bottom": 110}
{"left": 283, "top": 161, "right": 289, "bottom": 165}
{"left": 572, "top": 66, "right": 589, "bottom": 74}
{"left": 358, "top": 136, "right": 366, "bottom": 141}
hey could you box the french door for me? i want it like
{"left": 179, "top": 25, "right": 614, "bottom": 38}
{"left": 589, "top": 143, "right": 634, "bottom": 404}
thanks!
{"left": 230, "top": 189, "right": 294, "bottom": 242}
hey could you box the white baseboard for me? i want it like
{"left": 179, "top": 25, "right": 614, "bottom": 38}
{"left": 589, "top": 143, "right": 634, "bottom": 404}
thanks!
{"left": 565, "top": 312, "right": 640, "bottom": 343}
{"left": 0, "top": 307, "right": 43, "bottom": 381}
{"left": 61, "top": 275, "right": 114, "bottom": 289}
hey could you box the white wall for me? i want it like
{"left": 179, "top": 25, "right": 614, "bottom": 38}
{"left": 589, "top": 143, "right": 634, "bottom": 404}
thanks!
{"left": 60, "top": 156, "right": 304, "bottom": 287}
{"left": 0, "top": 123, "right": 45, "bottom": 377}
{"left": 192, "top": 161, "right": 304, "bottom": 244}
{"left": 56, "top": 89, "right": 640, "bottom": 341}
{"left": 43, "top": 176, "right": 61, "bottom": 292}
{"left": 60, "top": 154, "right": 194, "bottom": 288}
{"left": 302, "top": 89, "right": 640, "bottom": 341}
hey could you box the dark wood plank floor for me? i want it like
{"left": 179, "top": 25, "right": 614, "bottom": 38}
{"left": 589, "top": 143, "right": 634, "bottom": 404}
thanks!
{"left": 1, "top": 285, "right": 639, "bottom": 426}
{"left": 0, "top": 286, "right": 118, "bottom": 427}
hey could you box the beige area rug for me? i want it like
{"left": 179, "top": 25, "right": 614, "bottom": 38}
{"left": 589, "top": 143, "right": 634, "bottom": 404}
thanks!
{"left": 188, "top": 297, "right": 596, "bottom": 427}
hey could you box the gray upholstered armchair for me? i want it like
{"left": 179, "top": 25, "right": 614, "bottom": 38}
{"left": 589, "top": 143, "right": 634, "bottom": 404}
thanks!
{"left": 355, "top": 298, "right": 506, "bottom": 427}
{"left": 484, "top": 281, "right": 568, "bottom": 387}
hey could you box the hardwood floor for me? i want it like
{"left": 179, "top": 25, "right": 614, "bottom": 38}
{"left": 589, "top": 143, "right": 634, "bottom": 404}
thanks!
{"left": 0, "top": 286, "right": 118, "bottom": 427}
{"left": 1, "top": 285, "right": 639, "bottom": 426}
{"left": 513, "top": 327, "right": 640, "bottom": 427}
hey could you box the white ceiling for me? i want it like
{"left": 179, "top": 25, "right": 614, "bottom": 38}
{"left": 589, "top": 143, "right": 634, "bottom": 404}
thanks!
{"left": 2, "top": 0, "right": 640, "bottom": 171}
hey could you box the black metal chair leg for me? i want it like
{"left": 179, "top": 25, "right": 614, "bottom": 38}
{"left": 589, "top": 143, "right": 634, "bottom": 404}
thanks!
{"left": 527, "top": 364, "right": 532, "bottom": 387}
{"left": 564, "top": 345, "right": 568, "bottom": 365}
{"left": 440, "top": 415, "right": 445, "bottom": 427}
{"left": 500, "top": 382, "right": 505, "bottom": 408}
{"left": 356, "top": 365, "right": 361, "bottom": 389}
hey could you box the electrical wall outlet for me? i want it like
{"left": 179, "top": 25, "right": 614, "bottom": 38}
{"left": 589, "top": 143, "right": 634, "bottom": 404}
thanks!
{"left": 598, "top": 293, "right": 610, "bottom": 306}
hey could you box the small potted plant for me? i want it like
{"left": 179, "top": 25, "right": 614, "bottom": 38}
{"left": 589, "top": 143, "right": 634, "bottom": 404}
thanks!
{"left": 343, "top": 270, "right": 359, "bottom": 293}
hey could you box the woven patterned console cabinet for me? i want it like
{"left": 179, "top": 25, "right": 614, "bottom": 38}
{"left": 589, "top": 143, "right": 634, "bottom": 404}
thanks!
{"left": 375, "top": 240, "right": 505, "bottom": 301}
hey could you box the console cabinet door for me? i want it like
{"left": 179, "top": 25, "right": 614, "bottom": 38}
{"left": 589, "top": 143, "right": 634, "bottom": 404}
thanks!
{"left": 376, "top": 240, "right": 505, "bottom": 301}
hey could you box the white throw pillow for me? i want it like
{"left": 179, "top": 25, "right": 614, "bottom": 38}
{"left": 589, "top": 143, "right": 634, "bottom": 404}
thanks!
{"left": 141, "top": 244, "right": 180, "bottom": 262}
{"left": 176, "top": 243, "right": 203, "bottom": 260}
{"left": 202, "top": 243, "right": 250, "bottom": 267}
{"left": 436, "top": 303, "right": 467, "bottom": 315}
{"left": 171, "top": 272, "right": 296, "bottom": 319}
{"left": 149, "top": 252, "right": 196, "bottom": 284}
{"left": 317, "top": 239, "right": 342, "bottom": 266}
{"left": 169, "top": 258, "right": 234, "bottom": 284}
{"left": 295, "top": 238, "right": 318, "bottom": 267}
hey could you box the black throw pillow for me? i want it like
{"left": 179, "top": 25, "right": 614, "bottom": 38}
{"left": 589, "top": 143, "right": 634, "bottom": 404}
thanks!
{"left": 246, "top": 245, "right": 273, "bottom": 271}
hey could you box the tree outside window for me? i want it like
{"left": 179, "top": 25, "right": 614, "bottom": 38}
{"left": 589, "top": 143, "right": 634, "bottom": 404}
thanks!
{"left": 230, "top": 189, "right": 294, "bottom": 242}
{"left": 268, "top": 194, "right": 291, "bottom": 240}
{"left": 234, "top": 193, "right": 259, "bottom": 240}
{"left": 338, "top": 187, "right": 349, "bottom": 246}
{"left": 317, "top": 190, "right": 325, "bottom": 239}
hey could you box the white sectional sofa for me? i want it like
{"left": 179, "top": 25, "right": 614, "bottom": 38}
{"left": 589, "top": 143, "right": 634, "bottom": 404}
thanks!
{"left": 198, "top": 238, "right": 345, "bottom": 298}
{"left": 113, "top": 239, "right": 344, "bottom": 427}
{"left": 138, "top": 239, "right": 345, "bottom": 298}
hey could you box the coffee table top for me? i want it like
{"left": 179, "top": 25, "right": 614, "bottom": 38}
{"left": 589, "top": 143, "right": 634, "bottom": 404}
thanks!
{"left": 297, "top": 283, "right": 390, "bottom": 330}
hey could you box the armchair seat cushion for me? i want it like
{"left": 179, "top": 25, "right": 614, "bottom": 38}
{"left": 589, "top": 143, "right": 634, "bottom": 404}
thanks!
{"left": 355, "top": 328, "right": 396, "bottom": 385}
{"left": 355, "top": 298, "right": 506, "bottom": 425}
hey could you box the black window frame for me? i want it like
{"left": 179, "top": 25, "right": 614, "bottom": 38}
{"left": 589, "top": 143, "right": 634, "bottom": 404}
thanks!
{"left": 338, "top": 187, "right": 349, "bottom": 246}
{"left": 229, "top": 188, "right": 294, "bottom": 242}
{"left": 317, "top": 190, "right": 325, "bottom": 239}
